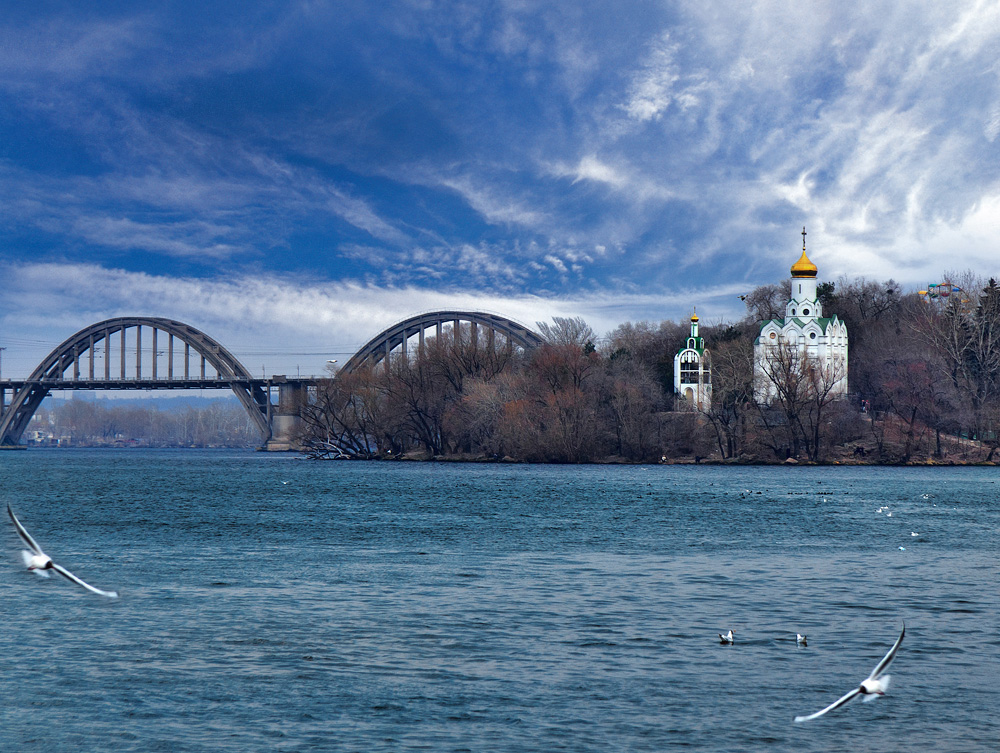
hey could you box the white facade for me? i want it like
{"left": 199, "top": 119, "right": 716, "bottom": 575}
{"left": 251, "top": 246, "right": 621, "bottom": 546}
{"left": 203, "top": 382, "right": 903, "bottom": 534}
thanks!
{"left": 674, "top": 312, "right": 711, "bottom": 410}
{"left": 754, "top": 240, "right": 848, "bottom": 401}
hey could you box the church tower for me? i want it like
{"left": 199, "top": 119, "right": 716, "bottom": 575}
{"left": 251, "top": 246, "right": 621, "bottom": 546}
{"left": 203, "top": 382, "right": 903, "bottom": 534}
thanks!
{"left": 754, "top": 229, "right": 848, "bottom": 400}
{"left": 674, "top": 310, "right": 711, "bottom": 410}
{"left": 786, "top": 230, "right": 821, "bottom": 320}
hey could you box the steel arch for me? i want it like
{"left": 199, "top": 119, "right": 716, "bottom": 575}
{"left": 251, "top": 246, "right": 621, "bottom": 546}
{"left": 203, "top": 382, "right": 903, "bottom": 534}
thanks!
{"left": 0, "top": 317, "right": 270, "bottom": 445}
{"left": 340, "top": 311, "right": 544, "bottom": 373}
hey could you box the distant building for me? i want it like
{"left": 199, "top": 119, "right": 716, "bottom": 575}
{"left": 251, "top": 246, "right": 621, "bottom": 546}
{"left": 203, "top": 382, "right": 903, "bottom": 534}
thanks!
{"left": 754, "top": 230, "right": 848, "bottom": 400}
{"left": 674, "top": 310, "right": 711, "bottom": 410}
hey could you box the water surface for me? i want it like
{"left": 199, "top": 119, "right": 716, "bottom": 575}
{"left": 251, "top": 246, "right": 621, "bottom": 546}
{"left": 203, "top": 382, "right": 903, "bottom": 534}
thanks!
{"left": 1, "top": 451, "right": 997, "bottom": 751}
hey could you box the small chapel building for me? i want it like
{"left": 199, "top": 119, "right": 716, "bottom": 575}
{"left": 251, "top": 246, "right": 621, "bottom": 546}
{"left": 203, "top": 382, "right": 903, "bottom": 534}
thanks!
{"left": 754, "top": 230, "right": 849, "bottom": 401}
{"left": 674, "top": 310, "right": 711, "bottom": 410}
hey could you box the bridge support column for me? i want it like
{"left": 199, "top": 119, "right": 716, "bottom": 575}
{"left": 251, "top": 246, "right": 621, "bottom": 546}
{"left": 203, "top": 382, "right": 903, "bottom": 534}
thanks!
{"left": 264, "top": 379, "right": 307, "bottom": 451}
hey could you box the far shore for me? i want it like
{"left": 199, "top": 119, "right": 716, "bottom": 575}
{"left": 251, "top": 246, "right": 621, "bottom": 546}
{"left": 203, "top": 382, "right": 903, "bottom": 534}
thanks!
{"left": 11, "top": 443, "right": 999, "bottom": 467}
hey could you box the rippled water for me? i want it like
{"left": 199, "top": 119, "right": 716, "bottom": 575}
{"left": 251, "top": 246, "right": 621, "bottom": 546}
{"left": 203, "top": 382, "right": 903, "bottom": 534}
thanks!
{"left": 1, "top": 450, "right": 998, "bottom": 752}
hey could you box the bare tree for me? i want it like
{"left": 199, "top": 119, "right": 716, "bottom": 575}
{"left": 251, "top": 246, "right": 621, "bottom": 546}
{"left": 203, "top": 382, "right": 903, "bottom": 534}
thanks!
{"left": 536, "top": 316, "right": 596, "bottom": 348}
{"left": 755, "top": 340, "right": 847, "bottom": 461}
{"left": 525, "top": 342, "right": 608, "bottom": 462}
{"left": 606, "top": 319, "right": 689, "bottom": 397}
{"left": 299, "top": 370, "right": 384, "bottom": 459}
{"left": 912, "top": 273, "right": 1000, "bottom": 456}
{"left": 602, "top": 357, "right": 665, "bottom": 461}
{"left": 742, "top": 280, "right": 791, "bottom": 323}
{"left": 699, "top": 331, "right": 755, "bottom": 458}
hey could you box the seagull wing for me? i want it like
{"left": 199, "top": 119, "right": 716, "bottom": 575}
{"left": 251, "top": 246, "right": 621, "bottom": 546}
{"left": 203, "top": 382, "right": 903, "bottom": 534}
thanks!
{"left": 7, "top": 504, "right": 45, "bottom": 556}
{"left": 794, "top": 687, "right": 862, "bottom": 722}
{"left": 50, "top": 562, "right": 119, "bottom": 599}
{"left": 868, "top": 624, "right": 905, "bottom": 680}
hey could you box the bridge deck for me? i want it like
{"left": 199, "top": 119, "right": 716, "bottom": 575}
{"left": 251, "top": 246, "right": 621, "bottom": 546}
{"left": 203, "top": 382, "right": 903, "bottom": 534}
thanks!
{"left": 0, "top": 377, "right": 325, "bottom": 391}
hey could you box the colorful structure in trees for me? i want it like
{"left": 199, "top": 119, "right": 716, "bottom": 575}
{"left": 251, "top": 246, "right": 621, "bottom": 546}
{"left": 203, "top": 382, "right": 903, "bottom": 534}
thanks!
{"left": 918, "top": 281, "right": 964, "bottom": 302}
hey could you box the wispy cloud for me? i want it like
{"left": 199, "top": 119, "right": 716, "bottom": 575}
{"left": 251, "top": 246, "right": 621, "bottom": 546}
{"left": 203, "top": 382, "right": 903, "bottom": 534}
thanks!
{"left": 0, "top": 16, "right": 149, "bottom": 80}
{"left": 435, "top": 173, "right": 548, "bottom": 229}
{"left": 0, "top": 260, "right": 754, "bottom": 377}
{"left": 3, "top": 0, "right": 1000, "bottom": 365}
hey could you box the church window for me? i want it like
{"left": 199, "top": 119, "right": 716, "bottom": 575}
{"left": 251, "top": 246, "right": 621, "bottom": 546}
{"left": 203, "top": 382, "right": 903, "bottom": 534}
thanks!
{"left": 809, "top": 332, "right": 817, "bottom": 340}
{"left": 802, "top": 308, "right": 810, "bottom": 316}
{"left": 769, "top": 332, "right": 776, "bottom": 340}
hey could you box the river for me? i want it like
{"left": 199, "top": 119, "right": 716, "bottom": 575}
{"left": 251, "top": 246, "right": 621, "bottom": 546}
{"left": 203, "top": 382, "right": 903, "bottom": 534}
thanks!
{"left": 1, "top": 450, "right": 997, "bottom": 752}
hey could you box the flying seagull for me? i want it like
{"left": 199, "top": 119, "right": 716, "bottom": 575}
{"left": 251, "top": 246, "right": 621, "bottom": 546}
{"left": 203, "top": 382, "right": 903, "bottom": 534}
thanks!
{"left": 7, "top": 504, "right": 119, "bottom": 598}
{"left": 719, "top": 629, "right": 735, "bottom": 644}
{"left": 794, "top": 624, "right": 904, "bottom": 722}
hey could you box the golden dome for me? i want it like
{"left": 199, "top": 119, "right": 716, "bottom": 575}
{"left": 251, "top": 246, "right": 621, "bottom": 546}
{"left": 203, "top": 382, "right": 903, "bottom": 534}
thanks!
{"left": 690, "top": 309, "right": 699, "bottom": 322}
{"left": 790, "top": 250, "right": 817, "bottom": 278}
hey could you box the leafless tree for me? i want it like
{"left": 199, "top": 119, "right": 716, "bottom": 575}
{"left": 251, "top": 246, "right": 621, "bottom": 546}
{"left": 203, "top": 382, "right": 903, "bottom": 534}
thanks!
{"left": 299, "top": 370, "right": 384, "bottom": 458}
{"left": 911, "top": 273, "right": 1000, "bottom": 456}
{"left": 755, "top": 340, "right": 847, "bottom": 461}
{"left": 742, "top": 280, "right": 791, "bottom": 323}
{"left": 699, "top": 331, "right": 755, "bottom": 458}
{"left": 536, "top": 316, "right": 596, "bottom": 348}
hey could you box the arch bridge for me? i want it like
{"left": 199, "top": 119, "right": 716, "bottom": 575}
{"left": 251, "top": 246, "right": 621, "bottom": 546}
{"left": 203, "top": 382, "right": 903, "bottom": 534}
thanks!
{"left": 341, "top": 311, "right": 544, "bottom": 373}
{"left": 0, "top": 311, "right": 544, "bottom": 449}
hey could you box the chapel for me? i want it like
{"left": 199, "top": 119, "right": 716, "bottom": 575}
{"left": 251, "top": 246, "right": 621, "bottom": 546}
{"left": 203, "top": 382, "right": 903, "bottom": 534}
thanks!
{"left": 754, "top": 229, "right": 848, "bottom": 400}
{"left": 674, "top": 310, "right": 711, "bottom": 410}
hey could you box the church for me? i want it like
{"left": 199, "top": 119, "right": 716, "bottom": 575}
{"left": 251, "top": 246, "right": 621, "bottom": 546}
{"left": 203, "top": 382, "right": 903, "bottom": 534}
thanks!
{"left": 754, "top": 230, "right": 849, "bottom": 401}
{"left": 674, "top": 310, "right": 711, "bottom": 410}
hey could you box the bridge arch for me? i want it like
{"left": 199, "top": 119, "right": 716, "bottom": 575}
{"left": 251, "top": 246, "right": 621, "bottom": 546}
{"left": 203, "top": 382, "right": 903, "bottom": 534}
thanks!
{"left": 340, "top": 311, "right": 544, "bottom": 373}
{"left": 0, "top": 317, "right": 270, "bottom": 446}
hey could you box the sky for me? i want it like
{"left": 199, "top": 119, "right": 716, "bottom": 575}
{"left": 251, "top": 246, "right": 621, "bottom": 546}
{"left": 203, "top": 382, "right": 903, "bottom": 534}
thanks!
{"left": 2, "top": 0, "right": 1000, "bottom": 379}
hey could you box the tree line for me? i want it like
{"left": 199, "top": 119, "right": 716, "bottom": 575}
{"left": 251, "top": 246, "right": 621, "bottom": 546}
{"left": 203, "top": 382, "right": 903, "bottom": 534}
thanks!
{"left": 28, "top": 399, "right": 260, "bottom": 448}
{"left": 299, "top": 271, "right": 1000, "bottom": 464}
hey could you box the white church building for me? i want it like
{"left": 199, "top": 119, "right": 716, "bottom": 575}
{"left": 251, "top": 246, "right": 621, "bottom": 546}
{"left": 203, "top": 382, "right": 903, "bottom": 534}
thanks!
{"left": 674, "top": 310, "right": 711, "bottom": 410}
{"left": 754, "top": 231, "right": 848, "bottom": 401}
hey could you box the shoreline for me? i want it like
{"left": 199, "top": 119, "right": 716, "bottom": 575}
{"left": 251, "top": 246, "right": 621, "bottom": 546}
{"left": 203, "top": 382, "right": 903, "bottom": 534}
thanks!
{"left": 9, "top": 444, "right": 998, "bottom": 466}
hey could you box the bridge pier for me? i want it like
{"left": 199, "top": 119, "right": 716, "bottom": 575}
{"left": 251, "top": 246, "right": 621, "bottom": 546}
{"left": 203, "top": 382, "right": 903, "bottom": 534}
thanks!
{"left": 264, "top": 378, "right": 308, "bottom": 451}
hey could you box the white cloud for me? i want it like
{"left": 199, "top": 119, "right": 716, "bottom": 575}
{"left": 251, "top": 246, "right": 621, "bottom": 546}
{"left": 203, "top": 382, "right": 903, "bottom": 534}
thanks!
{"left": 572, "top": 154, "right": 628, "bottom": 187}
{"left": 817, "top": 192, "right": 1000, "bottom": 284}
{"left": 0, "top": 261, "right": 756, "bottom": 379}
{"left": 436, "top": 174, "right": 547, "bottom": 228}
{"left": 69, "top": 216, "right": 243, "bottom": 258}
{"left": 622, "top": 32, "right": 683, "bottom": 122}
{"left": 3, "top": 0, "right": 1000, "bottom": 332}
{"left": 543, "top": 254, "right": 568, "bottom": 273}
{"left": 0, "top": 17, "right": 148, "bottom": 81}
{"left": 546, "top": 154, "right": 674, "bottom": 205}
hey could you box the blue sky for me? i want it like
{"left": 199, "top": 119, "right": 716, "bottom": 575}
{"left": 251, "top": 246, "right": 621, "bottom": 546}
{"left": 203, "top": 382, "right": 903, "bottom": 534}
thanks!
{"left": 2, "top": 0, "right": 1000, "bottom": 378}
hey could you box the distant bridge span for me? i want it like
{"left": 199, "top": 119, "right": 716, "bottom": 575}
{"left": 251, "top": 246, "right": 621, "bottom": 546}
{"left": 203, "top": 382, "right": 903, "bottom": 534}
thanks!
{"left": 341, "top": 310, "right": 544, "bottom": 373}
{"left": 0, "top": 311, "right": 544, "bottom": 449}
{"left": 0, "top": 317, "right": 274, "bottom": 447}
